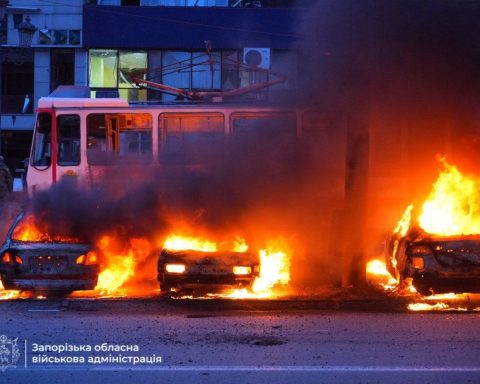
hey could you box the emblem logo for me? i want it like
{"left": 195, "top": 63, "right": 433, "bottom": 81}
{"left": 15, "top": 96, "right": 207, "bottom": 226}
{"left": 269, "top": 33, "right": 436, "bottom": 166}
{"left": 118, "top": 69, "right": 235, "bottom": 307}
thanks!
{"left": 0, "top": 335, "right": 20, "bottom": 372}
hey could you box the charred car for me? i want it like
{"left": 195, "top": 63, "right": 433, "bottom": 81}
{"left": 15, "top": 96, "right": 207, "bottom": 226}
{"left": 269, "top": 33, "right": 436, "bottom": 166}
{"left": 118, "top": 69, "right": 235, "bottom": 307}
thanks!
{"left": 158, "top": 249, "right": 259, "bottom": 295}
{"left": 0, "top": 212, "right": 99, "bottom": 294}
{"left": 386, "top": 226, "right": 480, "bottom": 295}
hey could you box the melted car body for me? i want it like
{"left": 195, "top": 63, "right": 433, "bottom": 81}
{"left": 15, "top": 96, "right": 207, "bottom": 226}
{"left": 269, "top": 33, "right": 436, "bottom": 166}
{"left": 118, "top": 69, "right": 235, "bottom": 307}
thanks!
{"left": 0, "top": 212, "right": 99, "bottom": 293}
{"left": 386, "top": 227, "right": 480, "bottom": 295}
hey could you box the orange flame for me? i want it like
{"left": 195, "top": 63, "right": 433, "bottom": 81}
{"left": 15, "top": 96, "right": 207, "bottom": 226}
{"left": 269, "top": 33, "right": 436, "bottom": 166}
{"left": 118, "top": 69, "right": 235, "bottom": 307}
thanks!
{"left": 162, "top": 234, "right": 291, "bottom": 298}
{"left": 394, "top": 205, "right": 413, "bottom": 237}
{"left": 13, "top": 215, "right": 80, "bottom": 243}
{"left": 252, "top": 247, "right": 290, "bottom": 295}
{"left": 0, "top": 280, "right": 21, "bottom": 300}
{"left": 366, "top": 259, "right": 397, "bottom": 290}
{"left": 163, "top": 234, "right": 217, "bottom": 252}
{"left": 94, "top": 236, "right": 151, "bottom": 295}
{"left": 418, "top": 160, "right": 480, "bottom": 236}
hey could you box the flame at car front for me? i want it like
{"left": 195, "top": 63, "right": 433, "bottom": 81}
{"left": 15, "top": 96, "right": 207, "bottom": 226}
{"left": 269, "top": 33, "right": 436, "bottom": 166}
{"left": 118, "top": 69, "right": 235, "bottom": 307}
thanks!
{"left": 162, "top": 234, "right": 291, "bottom": 299}
{"left": 163, "top": 234, "right": 217, "bottom": 252}
{"left": 369, "top": 157, "right": 480, "bottom": 311}
{"left": 418, "top": 159, "right": 480, "bottom": 236}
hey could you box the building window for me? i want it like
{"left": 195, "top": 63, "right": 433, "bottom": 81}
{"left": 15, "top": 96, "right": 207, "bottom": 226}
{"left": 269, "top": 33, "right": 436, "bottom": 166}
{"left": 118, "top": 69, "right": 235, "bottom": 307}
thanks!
{"left": 118, "top": 50, "right": 148, "bottom": 101}
{"left": 162, "top": 51, "right": 221, "bottom": 91}
{"left": 51, "top": 49, "right": 75, "bottom": 92}
{"left": 89, "top": 49, "right": 118, "bottom": 88}
{"left": 89, "top": 49, "right": 148, "bottom": 101}
{"left": 1, "top": 50, "right": 34, "bottom": 114}
{"left": 89, "top": 48, "right": 294, "bottom": 102}
{"left": 39, "top": 29, "right": 81, "bottom": 46}
{"left": 0, "top": 14, "right": 6, "bottom": 45}
{"left": 161, "top": 50, "right": 221, "bottom": 101}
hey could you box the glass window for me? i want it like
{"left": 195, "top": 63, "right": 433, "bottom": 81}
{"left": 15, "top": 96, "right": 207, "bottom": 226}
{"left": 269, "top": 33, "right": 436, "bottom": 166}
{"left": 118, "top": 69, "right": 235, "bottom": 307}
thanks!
{"left": 192, "top": 52, "right": 221, "bottom": 89}
{"left": 159, "top": 113, "right": 224, "bottom": 165}
{"left": 221, "top": 50, "right": 239, "bottom": 90}
{"left": 0, "top": 14, "right": 7, "bottom": 45}
{"left": 1, "top": 52, "right": 34, "bottom": 114}
{"left": 87, "top": 113, "right": 152, "bottom": 165}
{"left": 51, "top": 49, "right": 75, "bottom": 92}
{"left": 57, "top": 115, "right": 80, "bottom": 166}
{"left": 89, "top": 49, "right": 118, "bottom": 88}
{"left": 69, "top": 30, "right": 81, "bottom": 45}
{"left": 31, "top": 113, "right": 52, "bottom": 168}
{"left": 119, "top": 50, "right": 148, "bottom": 88}
{"left": 54, "top": 30, "right": 68, "bottom": 45}
{"left": 162, "top": 51, "right": 191, "bottom": 89}
{"left": 232, "top": 112, "right": 297, "bottom": 149}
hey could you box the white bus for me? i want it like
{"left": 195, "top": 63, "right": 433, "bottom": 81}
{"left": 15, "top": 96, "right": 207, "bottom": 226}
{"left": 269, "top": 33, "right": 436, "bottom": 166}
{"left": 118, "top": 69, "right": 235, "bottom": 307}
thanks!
{"left": 27, "top": 90, "right": 322, "bottom": 194}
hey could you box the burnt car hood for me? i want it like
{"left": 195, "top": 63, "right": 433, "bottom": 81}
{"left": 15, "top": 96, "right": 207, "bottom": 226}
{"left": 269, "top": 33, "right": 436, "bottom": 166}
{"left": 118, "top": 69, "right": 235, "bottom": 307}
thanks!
{"left": 3, "top": 241, "right": 91, "bottom": 252}
{"left": 160, "top": 249, "right": 258, "bottom": 266}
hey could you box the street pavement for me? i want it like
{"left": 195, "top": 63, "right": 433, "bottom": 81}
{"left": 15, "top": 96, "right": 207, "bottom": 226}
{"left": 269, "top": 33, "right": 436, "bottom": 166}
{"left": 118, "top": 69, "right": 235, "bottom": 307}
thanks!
{"left": 0, "top": 298, "right": 479, "bottom": 383}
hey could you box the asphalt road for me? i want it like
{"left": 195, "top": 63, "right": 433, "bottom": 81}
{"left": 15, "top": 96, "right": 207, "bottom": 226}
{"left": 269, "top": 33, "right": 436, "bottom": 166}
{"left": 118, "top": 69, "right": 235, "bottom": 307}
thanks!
{"left": 0, "top": 298, "right": 479, "bottom": 383}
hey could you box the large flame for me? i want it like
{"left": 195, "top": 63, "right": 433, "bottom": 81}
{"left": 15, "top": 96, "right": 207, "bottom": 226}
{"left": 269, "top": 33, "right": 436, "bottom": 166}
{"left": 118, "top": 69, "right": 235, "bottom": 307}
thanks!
{"left": 94, "top": 236, "right": 150, "bottom": 295}
{"left": 163, "top": 234, "right": 217, "bottom": 252}
{"left": 4, "top": 214, "right": 291, "bottom": 299}
{"left": 366, "top": 259, "right": 397, "bottom": 290}
{"left": 374, "top": 158, "right": 480, "bottom": 310}
{"left": 394, "top": 204, "right": 413, "bottom": 237}
{"left": 162, "top": 234, "right": 291, "bottom": 298}
{"left": 13, "top": 215, "right": 79, "bottom": 243}
{"left": 252, "top": 247, "right": 290, "bottom": 295}
{"left": 418, "top": 160, "right": 480, "bottom": 236}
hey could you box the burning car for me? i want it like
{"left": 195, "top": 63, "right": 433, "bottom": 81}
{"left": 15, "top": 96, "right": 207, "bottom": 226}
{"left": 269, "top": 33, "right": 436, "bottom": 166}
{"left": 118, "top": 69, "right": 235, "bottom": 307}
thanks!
{"left": 0, "top": 212, "right": 99, "bottom": 294}
{"left": 385, "top": 160, "right": 480, "bottom": 296}
{"left": 158, "top": 248, "right": 259, "bottom": 295}
{"left": 386, "top": 225, "right": 480, "bottom": 296}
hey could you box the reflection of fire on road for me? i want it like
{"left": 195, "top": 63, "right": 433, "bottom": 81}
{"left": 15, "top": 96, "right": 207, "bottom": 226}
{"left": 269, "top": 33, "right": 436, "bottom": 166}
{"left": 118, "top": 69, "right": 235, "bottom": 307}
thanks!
{"left": 368, "top": 157, "right": 480, "bottom": 311}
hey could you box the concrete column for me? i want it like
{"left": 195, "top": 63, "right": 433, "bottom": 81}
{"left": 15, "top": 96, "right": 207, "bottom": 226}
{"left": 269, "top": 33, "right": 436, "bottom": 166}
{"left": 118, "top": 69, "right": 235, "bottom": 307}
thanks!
{"left": 34, "top": 48, "right": 50, "bottom": 108}
{"left": 342, "top": 106, "right": 370, "bottom": 287}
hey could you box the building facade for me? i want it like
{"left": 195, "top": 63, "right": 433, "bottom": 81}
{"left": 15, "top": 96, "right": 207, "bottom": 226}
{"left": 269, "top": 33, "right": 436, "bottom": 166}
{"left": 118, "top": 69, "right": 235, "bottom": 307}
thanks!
{"left": 0, "top": 0, "right": 300, "bottom": 172}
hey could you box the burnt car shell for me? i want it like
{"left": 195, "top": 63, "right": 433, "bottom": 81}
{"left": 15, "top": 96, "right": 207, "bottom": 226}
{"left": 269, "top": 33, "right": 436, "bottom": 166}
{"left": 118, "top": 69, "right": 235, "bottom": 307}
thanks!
{"left": 158, "top": 249, "right": 259, "bottom": 295}
{"left": 387, "top": 228, "right": 480, "bottom": 295}
{"left": 0, "top": 212, "right": 98, "bottom": 293}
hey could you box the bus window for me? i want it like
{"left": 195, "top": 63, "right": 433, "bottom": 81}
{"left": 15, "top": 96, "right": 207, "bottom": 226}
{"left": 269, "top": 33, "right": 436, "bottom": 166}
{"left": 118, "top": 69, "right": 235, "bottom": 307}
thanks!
{"left": 302, "top": 110, "right": 330, "bottom": 141}
{"left": 158, "top": 113, "right": 224, "bottom": 165}
{"left": 31, "top": 112, "right": 52, "bottom": 168}
{"left": 231, "top": 112, "right": 297, "bottom": 150}
{"left": 57, "top": 115, "right": 80, "bottom": 166}
{"left": 87, "top": 113, "right": 152, "bottom": 165}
